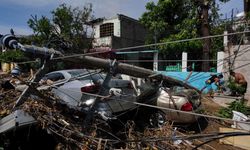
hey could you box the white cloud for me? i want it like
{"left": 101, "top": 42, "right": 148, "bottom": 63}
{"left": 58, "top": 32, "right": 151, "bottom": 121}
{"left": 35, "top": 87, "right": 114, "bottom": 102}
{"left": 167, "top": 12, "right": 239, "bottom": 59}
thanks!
{"left": 3, "top": 0, "right": 158, "bottom": 20}
{"left": 0, "top": 25, "right": 32, "bottom": 35}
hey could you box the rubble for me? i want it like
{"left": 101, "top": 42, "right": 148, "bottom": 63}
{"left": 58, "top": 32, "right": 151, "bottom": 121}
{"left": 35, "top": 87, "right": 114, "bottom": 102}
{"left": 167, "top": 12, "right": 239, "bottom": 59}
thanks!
{"left": 0, "top": 75, "right": 225, "bottom": 150}
{"left": 0, "top": 36, "right": 248, "bottom": 150}
{"left": 0, "top": 89, "right": 20, "bottom": 117}
{"left": 0, "top": 74, "right": 195, "bottom": 149}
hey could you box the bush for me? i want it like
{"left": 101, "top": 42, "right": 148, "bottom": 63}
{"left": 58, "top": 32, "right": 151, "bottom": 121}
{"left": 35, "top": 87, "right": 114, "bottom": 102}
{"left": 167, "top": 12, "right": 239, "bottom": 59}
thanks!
{"left": 218, "top": 101, "right": 250, "bottom": 118}
{"left": 0, "top": 50, "right": 24, "bottom": 63}
{"left": 228, "top": 80, "right": 246, "bottom": 95}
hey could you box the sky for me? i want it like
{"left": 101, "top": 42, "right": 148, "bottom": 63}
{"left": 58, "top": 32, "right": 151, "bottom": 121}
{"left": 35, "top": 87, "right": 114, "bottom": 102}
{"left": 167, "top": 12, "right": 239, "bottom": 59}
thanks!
{"left": 0, "top": 0, "right": 244, "bottom": 35}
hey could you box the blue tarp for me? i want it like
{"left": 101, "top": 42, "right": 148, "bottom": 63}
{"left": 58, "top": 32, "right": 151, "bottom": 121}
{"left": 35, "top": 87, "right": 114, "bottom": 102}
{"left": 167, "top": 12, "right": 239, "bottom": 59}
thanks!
{"left": 160, "top": 71, "right": 221, "bottom": 93}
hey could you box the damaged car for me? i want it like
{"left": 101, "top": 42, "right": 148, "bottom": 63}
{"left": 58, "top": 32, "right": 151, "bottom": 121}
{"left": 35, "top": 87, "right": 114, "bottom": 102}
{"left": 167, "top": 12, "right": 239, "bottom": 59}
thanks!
{"left": 0, "top": 68, "right": 202, "bottom": 135}
{"left": 35, "top": 69, "right": 202, "bottom": 127}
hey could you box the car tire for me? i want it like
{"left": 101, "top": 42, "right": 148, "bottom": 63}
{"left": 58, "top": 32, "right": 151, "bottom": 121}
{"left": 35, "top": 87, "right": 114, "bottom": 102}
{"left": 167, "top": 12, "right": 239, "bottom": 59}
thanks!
{"left": 148, "top": 110, "right": 167, "bottom": 128}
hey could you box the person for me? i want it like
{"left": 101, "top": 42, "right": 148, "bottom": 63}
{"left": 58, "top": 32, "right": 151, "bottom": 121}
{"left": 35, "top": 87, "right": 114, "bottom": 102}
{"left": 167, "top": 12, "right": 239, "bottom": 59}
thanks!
{"left": 229, "top": 71, "right": 247, "bottom": 96}
{"left": 201, "top": 74, "right": 223, "bottom": 97}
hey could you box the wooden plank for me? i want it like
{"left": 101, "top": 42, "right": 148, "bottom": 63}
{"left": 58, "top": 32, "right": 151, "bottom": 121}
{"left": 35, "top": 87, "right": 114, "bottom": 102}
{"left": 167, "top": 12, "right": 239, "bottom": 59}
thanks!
{"left": 219, "top": 127, "right": 250, "bottom": 150}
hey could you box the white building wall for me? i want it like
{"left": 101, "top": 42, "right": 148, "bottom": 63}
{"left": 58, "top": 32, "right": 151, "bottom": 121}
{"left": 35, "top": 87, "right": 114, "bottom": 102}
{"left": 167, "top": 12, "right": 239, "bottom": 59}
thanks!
{"left": 232, "top": 45, "right": 250, "bottom": 104}
{"left": 217, "top": 51, "right": 224, "bottom": 73}
{"left": 93, "top": 24, "right": 100, "bottom": 39}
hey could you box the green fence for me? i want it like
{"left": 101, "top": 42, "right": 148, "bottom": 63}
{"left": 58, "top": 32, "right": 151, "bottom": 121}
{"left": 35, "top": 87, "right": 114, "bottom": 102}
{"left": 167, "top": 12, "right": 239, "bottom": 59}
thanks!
{"left": 165, "top": 63, "right": 181, "bottom": 72}
{"left": 165, "top": 63, "right": 197, "bottom": 72}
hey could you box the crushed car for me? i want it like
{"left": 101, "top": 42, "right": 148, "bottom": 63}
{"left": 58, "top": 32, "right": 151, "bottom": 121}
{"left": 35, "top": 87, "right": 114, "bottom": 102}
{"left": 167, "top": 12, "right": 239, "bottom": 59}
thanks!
{"left": 0, "top": 68, "right": 202, "bottom": 134}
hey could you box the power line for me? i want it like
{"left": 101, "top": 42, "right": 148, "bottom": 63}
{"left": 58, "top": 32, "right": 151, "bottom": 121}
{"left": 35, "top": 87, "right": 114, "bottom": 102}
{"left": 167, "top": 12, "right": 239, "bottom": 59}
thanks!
{"left": 116, "top": 31, "right": 250, "bottom": 51}
{"left": 8, "top": 30, "right": 249, "bottom": 65}
{"left": 118, "top": 59, "right": 250, "bottom": 62}
{"left": 75, "top": 88, "right": 250, "bottom": 125}
{"left": 36, "top": 72, "right": 247, "bottom": 126}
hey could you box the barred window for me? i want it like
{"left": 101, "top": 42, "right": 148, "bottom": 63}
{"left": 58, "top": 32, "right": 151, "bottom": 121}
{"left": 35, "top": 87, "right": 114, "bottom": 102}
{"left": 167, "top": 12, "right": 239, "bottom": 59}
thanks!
{"left": 100, "top": 23, "right": 114, "bottom": 37}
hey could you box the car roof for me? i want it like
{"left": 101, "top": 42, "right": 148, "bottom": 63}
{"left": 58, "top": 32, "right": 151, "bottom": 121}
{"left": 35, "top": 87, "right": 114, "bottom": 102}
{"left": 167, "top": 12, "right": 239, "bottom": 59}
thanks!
{"left": 46, "top": 69, "right": 86, "bottom": 75}
{"left": 45, "top": 69, "right": 96, "bottom": 80}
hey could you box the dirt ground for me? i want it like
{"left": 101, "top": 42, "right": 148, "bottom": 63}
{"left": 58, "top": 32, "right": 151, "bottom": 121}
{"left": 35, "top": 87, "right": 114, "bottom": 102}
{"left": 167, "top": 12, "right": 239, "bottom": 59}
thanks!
{"left": 196, "top": 97, "right": 245, "bottom": 150}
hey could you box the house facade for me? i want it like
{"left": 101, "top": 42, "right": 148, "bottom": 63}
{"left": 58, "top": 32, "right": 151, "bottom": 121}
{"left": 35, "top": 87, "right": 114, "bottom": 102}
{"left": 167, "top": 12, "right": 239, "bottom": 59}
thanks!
{"left": 91, "top": 14, "right": 147, "bottom": 49}
{"left": 90, "top": 14, "right": 159, "bottom": 70}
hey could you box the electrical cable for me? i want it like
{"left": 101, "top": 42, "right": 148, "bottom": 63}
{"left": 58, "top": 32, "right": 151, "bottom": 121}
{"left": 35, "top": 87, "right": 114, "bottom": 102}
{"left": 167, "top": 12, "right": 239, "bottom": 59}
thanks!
{"left": 73, "top": 87, "right": 250, "bottom": 125}
{"left": 192, "top": 132, "right": 250, "bottom": 150}
{"left": 115, "top": 31, "right": 250, "bottom": 51}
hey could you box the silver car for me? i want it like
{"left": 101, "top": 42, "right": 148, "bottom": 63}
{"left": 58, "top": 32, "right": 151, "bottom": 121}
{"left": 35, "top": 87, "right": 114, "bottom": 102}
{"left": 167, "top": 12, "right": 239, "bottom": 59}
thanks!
{"left": 0, "top": 70, "right": 202, "bottom": 134}
{"left": 137, "top": 84, "right": 202, "bottom": 127}
{"left": 38, "top": 69, "right": 136, "bottom": 110}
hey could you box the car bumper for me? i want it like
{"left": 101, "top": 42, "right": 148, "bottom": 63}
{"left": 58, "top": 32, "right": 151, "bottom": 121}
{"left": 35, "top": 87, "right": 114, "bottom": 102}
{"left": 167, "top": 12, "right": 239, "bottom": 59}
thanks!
{"left": 164, "top": 105, "right": 203, "bottom": 124}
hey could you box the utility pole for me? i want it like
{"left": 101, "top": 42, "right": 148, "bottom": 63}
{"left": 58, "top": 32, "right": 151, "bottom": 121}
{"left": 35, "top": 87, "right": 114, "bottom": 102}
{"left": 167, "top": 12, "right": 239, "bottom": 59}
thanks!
{"left": 200, "top": 0, "right": 210, "bottom": 72}
{"left": 244, "top": 0, "right": 250, "bottom": 14}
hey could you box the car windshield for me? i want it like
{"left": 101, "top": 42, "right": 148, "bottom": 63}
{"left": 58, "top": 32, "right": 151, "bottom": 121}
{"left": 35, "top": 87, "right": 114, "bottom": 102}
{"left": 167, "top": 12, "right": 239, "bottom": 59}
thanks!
{"left": 67, "top": 70, "right": 88, "bottom": 78}
{"left": 42, "top": 72, "right": 65, "bottom": 82}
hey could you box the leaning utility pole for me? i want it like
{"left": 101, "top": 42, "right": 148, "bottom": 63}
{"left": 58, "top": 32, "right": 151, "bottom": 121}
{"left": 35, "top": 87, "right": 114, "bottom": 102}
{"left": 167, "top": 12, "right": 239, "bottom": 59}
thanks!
{"left": 0, "top": 33, "right": 201, "bottom": 109}
{"left": 200, "top": 0, "right": 210, "bottom": 72}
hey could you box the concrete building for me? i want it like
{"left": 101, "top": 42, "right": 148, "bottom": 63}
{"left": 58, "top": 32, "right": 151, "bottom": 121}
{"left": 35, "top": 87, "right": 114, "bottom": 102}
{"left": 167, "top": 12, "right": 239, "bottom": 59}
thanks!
{"left": 222, "top": 29, "right": 250, "bottom": 104}
{"left": 91, "top": 14, "right": 147, "bottom": 49}
{"left": 90, "top": 14, "right": 159, "bottom": 70}
{"left": 231, "top": 45, "right": 250, "bottom": 102}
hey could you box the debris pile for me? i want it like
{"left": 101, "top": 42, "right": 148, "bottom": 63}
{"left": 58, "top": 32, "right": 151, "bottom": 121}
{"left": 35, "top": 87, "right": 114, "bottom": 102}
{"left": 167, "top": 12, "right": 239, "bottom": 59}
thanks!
{"left": 0, "top": 72, "right": 246, "bottom": 150}
{"left": 18, "top": 92, "right": 183, "bottom": 149}
{"left": 0, "top": 84, "right": 204, "bottom": 150}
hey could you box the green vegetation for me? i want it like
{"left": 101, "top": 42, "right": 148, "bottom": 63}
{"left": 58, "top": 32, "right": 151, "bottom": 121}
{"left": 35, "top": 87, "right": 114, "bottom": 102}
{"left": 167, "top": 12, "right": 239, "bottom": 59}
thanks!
{"left": 140, "top": 0, "right": 230, "bottom": 69}
{"left": 0, "top": 50, "right": 24, "bottom": 63}
{"left": 27, "top": 3, "right": 94, "bottom": 53}
{"left": 228, "top": 80, "right": 247, "bottom": 95}
{"left": 218, "top": 101, "right": 250, "bottom": 118}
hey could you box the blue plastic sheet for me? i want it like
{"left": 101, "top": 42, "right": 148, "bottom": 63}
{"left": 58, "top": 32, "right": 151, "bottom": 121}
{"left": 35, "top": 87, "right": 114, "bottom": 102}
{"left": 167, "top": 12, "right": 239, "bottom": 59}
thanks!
{"left": 160, "top": 71, "right": 221, "bottom": 93}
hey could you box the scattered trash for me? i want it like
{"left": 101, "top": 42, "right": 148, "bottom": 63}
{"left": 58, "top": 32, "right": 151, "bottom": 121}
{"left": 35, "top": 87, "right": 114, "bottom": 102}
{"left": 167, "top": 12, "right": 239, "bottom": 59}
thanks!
{"left": 232, "top": 111, "right": 250, "bottom": 131}
{"left": 219, "top": 127, "right": 250, "bottom": 150}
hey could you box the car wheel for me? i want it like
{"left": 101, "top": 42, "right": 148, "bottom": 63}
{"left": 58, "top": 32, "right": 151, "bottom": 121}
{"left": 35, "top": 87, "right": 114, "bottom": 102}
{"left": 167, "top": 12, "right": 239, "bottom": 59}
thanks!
{"left": 149, "top": 110, "right": 167, "bottom": 128}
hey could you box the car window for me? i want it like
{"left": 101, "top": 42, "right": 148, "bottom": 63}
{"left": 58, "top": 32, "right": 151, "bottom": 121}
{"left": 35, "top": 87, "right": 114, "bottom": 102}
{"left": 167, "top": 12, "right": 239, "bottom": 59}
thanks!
{"left": 68, "top": 70, "right": 87, "bottom": 78}
{"left": 44, "top": 73, "right": 65, "bottom": 82}
{"left": 78, "top": 73, "right": 105, "bottom": 83}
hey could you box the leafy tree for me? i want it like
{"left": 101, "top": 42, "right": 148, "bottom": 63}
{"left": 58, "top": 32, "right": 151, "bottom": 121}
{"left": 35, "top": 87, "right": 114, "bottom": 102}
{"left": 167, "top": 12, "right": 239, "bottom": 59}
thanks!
{"left": 27, "top": 15, "right": 53, "bottom": 45}
{"left": 140, "top": 0, "right": 229, "bottom": 71}
{"left": 27, "top": 3, "right": 94, "bottom": 53}
{"left": 0, "top": 50, "right": 24, "bottom": 63}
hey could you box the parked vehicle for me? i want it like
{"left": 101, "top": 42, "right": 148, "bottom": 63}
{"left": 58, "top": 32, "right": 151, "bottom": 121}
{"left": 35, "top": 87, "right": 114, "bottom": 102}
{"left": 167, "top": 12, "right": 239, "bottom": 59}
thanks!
{"left": 135, "top": 83, "right": 202, "bottom": 127}
{"left": 37, "top": 69, "right": 136, "bottom": 110}
{"left": 0, "top": 69, "right": 202, "bottom": 134}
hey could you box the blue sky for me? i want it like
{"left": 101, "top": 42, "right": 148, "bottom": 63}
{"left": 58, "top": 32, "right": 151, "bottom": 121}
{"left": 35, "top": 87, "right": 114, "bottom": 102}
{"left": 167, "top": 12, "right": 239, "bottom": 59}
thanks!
{"left": 0, "top": 0, "right": 243, "bottom": 35}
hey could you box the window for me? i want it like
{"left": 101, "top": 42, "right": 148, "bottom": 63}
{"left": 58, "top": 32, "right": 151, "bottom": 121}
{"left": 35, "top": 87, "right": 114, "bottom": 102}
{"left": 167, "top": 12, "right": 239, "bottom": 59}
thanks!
{"left": 100, "top": 23, "right": 114, "bottom": 37}
{"left": 68, "top": 70, "right": 87, "bottom": 78}
{"left": 43, "top": 73, "right": 65, "bottom": 82}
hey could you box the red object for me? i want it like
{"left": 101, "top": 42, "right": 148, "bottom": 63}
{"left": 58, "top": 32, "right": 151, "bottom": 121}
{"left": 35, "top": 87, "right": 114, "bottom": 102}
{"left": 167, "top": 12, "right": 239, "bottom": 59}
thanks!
{"left": 181, "top": 102, "right": 193, "bottom": 111}
{"left": 81, "top": 84, "right": 99, "bottom": 93}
